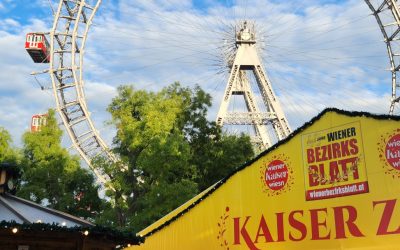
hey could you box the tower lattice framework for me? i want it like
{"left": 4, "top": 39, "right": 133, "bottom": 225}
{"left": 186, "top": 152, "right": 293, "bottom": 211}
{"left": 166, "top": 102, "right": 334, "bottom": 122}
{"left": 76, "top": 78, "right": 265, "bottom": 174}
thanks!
{"left": 216, "top": 21, "right": 291, "bottom": 150}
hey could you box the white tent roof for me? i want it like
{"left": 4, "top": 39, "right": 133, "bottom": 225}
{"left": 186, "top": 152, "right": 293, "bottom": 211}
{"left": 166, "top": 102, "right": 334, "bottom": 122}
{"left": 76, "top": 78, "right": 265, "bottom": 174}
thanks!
{"left": 0, "top": 193, "right": 93, "bottom": 227}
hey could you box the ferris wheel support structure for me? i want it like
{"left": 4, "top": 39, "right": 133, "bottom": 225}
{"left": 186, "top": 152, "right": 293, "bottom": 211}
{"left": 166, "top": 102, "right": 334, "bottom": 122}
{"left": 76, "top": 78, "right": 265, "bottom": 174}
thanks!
{"left": 34, "top": 0, "right": 118, "bottom": 189}
{"left": 216, "top": 21, "right": 291, "bottom": 150}
{"left": 365, "top": 0, "right": 400, "bottom": 114}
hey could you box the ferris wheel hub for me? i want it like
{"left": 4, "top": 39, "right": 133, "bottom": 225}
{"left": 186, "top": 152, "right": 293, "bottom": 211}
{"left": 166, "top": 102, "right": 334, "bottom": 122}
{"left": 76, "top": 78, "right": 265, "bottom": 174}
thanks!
{"left": 236, "top": 21, "right": 256, "bottom": 44}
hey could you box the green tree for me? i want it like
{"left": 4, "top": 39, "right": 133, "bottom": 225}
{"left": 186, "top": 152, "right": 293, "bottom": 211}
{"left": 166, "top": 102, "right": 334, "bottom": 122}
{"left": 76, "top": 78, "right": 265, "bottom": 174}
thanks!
{"left": 0, "top": 127, "right": 20, "bottom": 164}
{"left": 17, "top": 110, "right": 103, "bottom": 220}
{"left": 0, "top": 127, "right": 22, "bottom": 192}
{"left": 98, "top": 84, "right": 197, "bottom": 229}
{"left": 166, "top": 83, "right": 254, "bottom": 191}
{"left": 98, "top": 83, "right": 253, "bottom": 230}
{"left": 191, "top": 133, "right": 254, "bottom": 191}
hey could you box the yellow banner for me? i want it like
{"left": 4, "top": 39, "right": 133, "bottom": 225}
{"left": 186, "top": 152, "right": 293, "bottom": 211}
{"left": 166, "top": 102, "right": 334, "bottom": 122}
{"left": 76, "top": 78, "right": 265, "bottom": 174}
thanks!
{"left": 131, "top": 110, "right": 400, "bottom": 250}
{"left": 302, "top": 121, "right": 368, "bottom": 200}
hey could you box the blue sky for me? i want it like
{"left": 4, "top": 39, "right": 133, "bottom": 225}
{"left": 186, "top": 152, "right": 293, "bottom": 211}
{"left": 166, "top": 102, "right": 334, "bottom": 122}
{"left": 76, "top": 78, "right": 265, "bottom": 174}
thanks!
{"left": 0, "top": 0, "right": 393, "bottom": 150}
{"left": 0, "top": 0, "right": 48, "bottom": 24}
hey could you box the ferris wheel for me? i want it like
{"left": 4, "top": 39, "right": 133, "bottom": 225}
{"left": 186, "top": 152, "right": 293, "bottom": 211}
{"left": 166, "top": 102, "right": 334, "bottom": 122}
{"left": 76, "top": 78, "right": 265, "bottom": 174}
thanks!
{"left": 27, "top": 0, "right": 117, "bottom": 188}
{"left": 364, "top": 0, "right": 400, "bottom": 115}
{"left": 25, "top": 0, "right": 398, "bottom": 187}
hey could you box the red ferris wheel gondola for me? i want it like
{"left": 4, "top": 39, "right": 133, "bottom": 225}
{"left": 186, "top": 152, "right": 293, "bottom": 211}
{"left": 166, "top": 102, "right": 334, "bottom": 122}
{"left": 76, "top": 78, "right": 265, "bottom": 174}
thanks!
{"left": 31, "top": 114, "right": 48, "bottom": 132}
{"left": 25, "top": 33, "right": 50, "bottom": 63}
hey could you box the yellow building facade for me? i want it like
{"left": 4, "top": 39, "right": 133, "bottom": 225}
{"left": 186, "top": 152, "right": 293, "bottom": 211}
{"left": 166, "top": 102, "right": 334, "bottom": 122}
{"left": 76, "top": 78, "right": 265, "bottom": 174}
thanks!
{"left": 131, "top": 109, "right": 400, "bottom": 250}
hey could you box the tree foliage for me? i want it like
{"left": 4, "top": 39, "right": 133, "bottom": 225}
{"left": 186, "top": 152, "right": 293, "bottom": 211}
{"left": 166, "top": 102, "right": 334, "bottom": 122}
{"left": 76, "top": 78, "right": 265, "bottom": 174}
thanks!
{"left": 0, "top": 127, "right": 20, "bottom": 164}
{"left": 0, "top": 84, "right": 253, "bottom": 231}
{"left": 99, "top": 83, "right": 254, "bottom": 230}
{"left": 17, "top": 110, "right": 103, "bottom": 220}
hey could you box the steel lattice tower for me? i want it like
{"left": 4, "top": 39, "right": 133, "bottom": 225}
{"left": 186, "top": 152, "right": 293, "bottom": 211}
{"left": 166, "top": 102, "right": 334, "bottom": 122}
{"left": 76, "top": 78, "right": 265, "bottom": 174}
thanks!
{"left": 216, "top": 21, "right": 291, "bottom": 150}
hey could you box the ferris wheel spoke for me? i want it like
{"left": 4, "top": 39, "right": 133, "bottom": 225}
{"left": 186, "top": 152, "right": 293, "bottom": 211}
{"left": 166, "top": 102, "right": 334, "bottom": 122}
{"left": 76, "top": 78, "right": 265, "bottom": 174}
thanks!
{"left": 263, "top": 56, "right": 387, "bottom": 116}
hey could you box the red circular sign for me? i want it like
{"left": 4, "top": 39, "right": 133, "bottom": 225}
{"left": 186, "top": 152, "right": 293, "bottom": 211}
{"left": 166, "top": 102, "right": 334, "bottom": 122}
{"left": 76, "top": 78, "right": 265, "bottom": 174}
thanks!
{"left": 265, "top": 160, "right": 289, "bottom": 191}
{"left": 385, "top": 134, "right": 400, "bottom": 170}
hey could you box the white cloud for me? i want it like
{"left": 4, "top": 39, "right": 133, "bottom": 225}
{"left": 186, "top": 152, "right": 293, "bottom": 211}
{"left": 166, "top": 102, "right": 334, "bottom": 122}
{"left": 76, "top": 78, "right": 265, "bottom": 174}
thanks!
{"left": 0, "top": 16, "right": 52, "bottom": 145}
{"left": 3, "top": 18, "right": 19, "bottom": 26}
{"left": 0, "top": 0, "right": 16, "bottom": 12}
